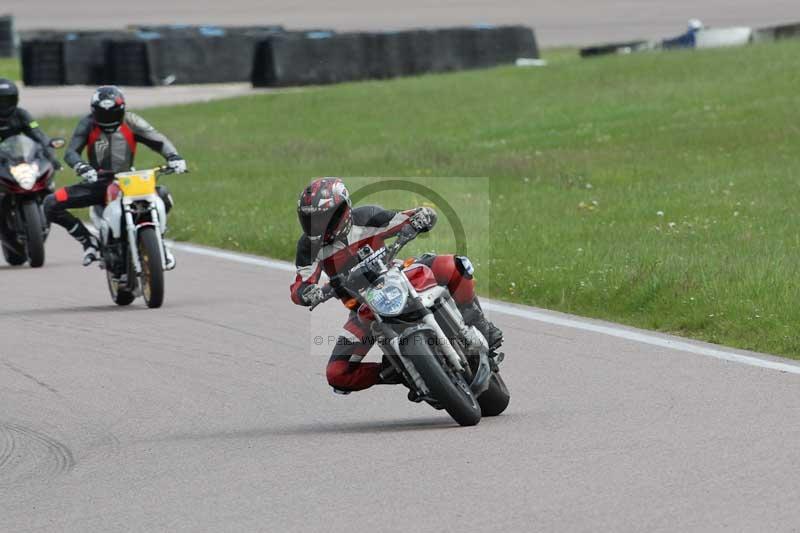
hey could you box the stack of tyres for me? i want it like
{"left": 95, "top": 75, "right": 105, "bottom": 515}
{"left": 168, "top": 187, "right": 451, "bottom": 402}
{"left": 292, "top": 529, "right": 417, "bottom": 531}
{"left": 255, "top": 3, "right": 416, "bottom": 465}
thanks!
{"left": 63, "top": 32, "right": 130, "bottom": 85}
{"left": 0, "top": 15, "right": 15, "bottom": 58}
{"left": 106, "top": 39, "right": 153, "bottom": 86}
{"left": 254, "top": 32, "right": 369, "bottom": 87}
{"left": 144, "top": 33, "right": 271, "bottom": 84}
{"left": 21, "top": 39, "right": 64, "bottom": 85}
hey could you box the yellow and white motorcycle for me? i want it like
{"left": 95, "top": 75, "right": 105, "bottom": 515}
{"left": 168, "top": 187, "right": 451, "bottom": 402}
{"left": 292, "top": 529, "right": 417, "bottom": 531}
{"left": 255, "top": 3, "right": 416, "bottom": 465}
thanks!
{"left": 90, "top": 166, "right": 175, "bottom": 308}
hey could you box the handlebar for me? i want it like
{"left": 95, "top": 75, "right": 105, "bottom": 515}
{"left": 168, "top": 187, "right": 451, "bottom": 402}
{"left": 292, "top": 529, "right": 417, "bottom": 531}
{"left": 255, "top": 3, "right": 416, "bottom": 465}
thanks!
{"left": 96, "top": 164, "right": 178, "bottom": 179}
{"left": 308, "top": 225, "right": 419, "bottom": 312}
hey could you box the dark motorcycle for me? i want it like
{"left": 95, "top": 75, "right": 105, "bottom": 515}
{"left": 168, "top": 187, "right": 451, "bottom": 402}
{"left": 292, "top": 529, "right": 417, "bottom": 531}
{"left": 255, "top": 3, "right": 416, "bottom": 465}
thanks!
{"left": 311, "top": 226, "right": 510, "bottom": 426}
{"left": 0, "top": 134, "right": 64, "bottom": 268}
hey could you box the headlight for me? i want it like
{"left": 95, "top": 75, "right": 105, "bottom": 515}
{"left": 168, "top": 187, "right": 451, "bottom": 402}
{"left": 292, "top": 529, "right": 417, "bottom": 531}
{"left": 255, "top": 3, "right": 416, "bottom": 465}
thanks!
{"left": 10, "top": 163, "right": 39, "bottom": 190}
{"left": 365, "top": 273, "right": 408, "bottom": 316}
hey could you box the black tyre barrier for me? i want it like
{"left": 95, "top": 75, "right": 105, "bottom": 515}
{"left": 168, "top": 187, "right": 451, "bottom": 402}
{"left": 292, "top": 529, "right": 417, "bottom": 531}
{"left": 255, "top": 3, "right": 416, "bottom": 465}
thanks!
{"left": 143, "top": 33, "right": 269, "bottom": 84}
{"left": 755, "top": 22, "right": 800, "bottom": 42}
{"left": 106, "top": 39, "right": 154, "bottom": 86}
{"left": 0, "top": 15, "right": 15, "bottom": 58}
{"left": 253, "top": 26, "right": 539, "bottom": 87}
{"left": 21, "top": 40, "right": 64, "bottom": 86}
{"left": 132, "top": 24, "right": 285, "bottom": 37}
{"left": 63, "top": 32, "right": 130, "bottom": 85}
{"left": 580, "top": 40, "right": 651, "bottom": 57}
{"left": 254, "top": 32, "right": 370, "bottom": 87}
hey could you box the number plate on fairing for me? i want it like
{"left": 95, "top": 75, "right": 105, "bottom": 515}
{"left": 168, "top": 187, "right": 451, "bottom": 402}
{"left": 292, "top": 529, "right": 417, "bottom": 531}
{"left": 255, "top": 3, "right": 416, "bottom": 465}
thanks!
{"left": 117, "top": 170, "right": 156, "bottom": 197}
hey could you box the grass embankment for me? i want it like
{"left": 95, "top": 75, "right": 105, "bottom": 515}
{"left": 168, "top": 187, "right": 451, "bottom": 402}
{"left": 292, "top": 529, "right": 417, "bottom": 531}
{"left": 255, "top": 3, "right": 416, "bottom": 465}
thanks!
{"left": 36, "top": 41, "right": 800, "bottom": 357}
{"left": 0, "top": 58, "right": 20, "bottom": 80}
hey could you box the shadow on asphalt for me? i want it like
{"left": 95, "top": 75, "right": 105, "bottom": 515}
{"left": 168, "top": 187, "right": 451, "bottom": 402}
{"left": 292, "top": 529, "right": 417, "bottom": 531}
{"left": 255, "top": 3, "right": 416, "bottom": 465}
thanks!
{"left": 144, "top": 416, "right": 500, "bottom": 444}
{"left": 0, "top": 305, "right": 150, "bottom": 318}
{"left": 0, "top": 262, "right": 73, "bottom": 271}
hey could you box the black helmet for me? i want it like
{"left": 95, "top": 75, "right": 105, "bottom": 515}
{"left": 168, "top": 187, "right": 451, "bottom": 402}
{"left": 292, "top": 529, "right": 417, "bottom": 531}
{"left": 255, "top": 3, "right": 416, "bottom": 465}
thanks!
{"left": 91, "top": 85, "right": 126, "bottom": 132}
{"left": 297, "top": 178, "right": 352, "bottom": 244}
{"left": 0, "top": 78, "right": 19, "bottom": 120}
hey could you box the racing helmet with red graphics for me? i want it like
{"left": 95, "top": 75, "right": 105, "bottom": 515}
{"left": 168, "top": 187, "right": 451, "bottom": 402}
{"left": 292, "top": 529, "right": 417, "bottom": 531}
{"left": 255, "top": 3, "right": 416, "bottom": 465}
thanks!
{"left": 91, "top": 85, "right": 126, "bottom": 132}
{"left": 297, "top": 178, "right": 353, "bottom": 244}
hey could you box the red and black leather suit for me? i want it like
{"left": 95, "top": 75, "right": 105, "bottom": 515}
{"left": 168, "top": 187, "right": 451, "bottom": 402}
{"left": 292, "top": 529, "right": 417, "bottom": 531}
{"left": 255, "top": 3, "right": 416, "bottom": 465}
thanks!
{"left": 290, "top": 204, "right": 477, "bottom": 392}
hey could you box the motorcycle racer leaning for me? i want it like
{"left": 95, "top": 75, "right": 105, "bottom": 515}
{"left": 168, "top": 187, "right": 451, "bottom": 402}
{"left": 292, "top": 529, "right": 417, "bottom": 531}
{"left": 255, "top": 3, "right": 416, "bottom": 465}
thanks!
{"left": 0, "top": 78, "right": 61, "bottom": 170}
{"left": 290, "top": 177, "right": 503, "bottom": 394}
{"left": 43, "top": 85, "right": 187, "bottom": 267}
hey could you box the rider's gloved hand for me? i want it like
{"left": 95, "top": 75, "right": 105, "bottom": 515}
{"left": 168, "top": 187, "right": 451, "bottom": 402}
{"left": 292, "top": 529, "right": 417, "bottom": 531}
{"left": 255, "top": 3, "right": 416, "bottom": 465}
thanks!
{"left": 74, "top": 162, "right": 98, "bottom": 183}
{"left": 300, "top": 284, "right": 325, "bottom": 307}
{"left": 167, "top": 154, "right": 188, "bottom": 174}
{"left": 409, "top": 207, "right": 437, "bottom": 232}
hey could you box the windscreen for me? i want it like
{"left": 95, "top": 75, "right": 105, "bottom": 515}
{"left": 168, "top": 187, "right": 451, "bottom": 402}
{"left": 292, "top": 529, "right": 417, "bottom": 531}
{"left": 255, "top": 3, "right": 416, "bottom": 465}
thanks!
{"left": 0, "top": 135, "right": 38, "bottom": 164}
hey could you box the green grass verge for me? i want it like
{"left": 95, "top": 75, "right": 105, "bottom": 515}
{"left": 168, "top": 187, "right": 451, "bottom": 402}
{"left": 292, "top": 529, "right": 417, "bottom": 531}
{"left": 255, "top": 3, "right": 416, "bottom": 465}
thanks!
{"left": 37, "top": 41, "right": 800, "bottom": 357}
{"left": 0, "top": 57, "right": 20, "bottom": 80}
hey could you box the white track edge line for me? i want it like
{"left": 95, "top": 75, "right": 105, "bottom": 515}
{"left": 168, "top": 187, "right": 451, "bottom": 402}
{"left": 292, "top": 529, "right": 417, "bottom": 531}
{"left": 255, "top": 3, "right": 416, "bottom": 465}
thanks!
{"left": 170, "top": 241, "right": 800, "bottom": 376}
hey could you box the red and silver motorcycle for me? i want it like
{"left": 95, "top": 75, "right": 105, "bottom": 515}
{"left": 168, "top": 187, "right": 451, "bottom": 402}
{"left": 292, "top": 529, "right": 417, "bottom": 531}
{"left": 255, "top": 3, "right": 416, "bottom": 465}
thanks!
{"left": 312, "top": 225, "right": 510, "bottom": 426}
{"left": 0, "top": 134, "right": 64, "bottom": 268}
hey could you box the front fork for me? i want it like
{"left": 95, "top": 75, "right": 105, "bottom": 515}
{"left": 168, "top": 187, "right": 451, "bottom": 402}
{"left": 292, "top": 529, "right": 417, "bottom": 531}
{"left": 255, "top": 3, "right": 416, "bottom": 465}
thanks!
{"left": 123, "top": 203, "right": 167, "bottom": 275}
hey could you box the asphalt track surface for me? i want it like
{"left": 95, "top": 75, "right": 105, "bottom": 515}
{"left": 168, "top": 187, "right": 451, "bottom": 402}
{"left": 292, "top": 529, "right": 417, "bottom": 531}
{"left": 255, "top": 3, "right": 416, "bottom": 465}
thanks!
{"left": 9, "top": 0, "right": 799, "bottom": 46}
{"left": 3, "top": 232, "right": 800, "bottom": 532}
{"left": 17, "top": 84, "right": 284, "bottom": 119}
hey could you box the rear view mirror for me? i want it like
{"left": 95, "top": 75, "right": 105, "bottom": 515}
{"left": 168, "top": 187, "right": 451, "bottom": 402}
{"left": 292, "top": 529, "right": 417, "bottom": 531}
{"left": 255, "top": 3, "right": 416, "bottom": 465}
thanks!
{"left": 49, "top": 138, "right": 65, "bottom": 149}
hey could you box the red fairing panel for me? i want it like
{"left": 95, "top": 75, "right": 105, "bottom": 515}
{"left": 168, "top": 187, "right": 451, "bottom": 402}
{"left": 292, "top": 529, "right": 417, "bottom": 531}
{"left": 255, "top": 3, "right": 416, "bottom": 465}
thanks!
{"left": 404, "top": 264, "right": 438, "bottom": 291}
{"left": 357, "top": 304, "right": 376, "bottom": 324}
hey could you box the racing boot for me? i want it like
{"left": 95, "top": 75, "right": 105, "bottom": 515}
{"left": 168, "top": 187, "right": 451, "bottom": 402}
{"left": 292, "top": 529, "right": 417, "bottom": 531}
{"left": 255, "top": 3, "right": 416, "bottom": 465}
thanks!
{"left": 79, "top": 234, "right": 100, "bottom": 267}
{"left": 164, "top": 245, "right": 176, "bottom": 271}
{"left": 459, "top": 297, "right": 503, "bottom": 350}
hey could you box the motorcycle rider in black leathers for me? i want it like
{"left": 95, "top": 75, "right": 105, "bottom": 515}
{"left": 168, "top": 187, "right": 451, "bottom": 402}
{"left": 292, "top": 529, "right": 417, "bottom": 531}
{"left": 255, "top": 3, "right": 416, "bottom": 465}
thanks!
{"left": 43, "top": 86, "right": 187, "bottom": 267}
{"left": 0, "top": 78, "right": 61, "bottom": 169}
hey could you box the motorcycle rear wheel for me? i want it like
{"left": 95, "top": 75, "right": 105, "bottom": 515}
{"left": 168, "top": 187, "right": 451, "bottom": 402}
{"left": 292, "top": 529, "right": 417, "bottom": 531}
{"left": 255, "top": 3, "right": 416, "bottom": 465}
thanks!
{"left": 138, "top": 227, "right": 164, "bottom": 309}
{"left": 405, "top": 331, "right": 481, "bottom": 427}
{"left": 478, "top": 372, "right": 510, "bottom": 417}
{"left": 21, "top": 200, "right": 45, "bottom": 268}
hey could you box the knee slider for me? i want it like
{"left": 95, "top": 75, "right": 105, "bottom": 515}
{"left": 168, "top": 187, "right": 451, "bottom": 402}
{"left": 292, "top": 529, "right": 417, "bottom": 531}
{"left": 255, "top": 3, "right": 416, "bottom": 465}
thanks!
{"left": 455, "top": 256, "right": 475, "bottom": 280}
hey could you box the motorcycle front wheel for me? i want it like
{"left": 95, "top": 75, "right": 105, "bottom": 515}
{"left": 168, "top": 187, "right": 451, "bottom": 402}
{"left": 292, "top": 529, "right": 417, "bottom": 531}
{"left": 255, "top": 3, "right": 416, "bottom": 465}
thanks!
{"left": 404, "top": 331, "right": 481, "bottom": 427}
{"left": 20, "top": 200, "right": 45, "bottom": 268}
{"left": 138, "top": 226, "right": 164, "bottom": 309}
{"left": 478, "top": 372, "right": 510, "bottom": 417}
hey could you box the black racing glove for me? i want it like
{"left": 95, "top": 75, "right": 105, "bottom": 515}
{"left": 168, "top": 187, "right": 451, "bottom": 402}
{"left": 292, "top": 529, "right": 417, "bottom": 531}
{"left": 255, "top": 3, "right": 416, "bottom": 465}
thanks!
{"left": 409, "top": 207, "right": 437, "bottom": 232}
{"left": 300, "top": 284, "right": 325, "bottom": 307}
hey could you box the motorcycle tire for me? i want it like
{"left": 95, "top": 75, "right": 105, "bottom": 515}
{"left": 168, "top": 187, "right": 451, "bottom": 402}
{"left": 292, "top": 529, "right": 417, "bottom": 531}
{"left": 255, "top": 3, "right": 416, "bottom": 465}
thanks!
{"left": 478, "top": 372, "right": 510, "bottom": 417}
{"left": 138, "top": 226, "right": 164, "bottom": 309}
{"left": 106, "top": 268, "right": 135, "bottom": 306}
{"left": 405, "top": 330, "right": 481, "bottom": 427}
{"left": 21, "top": 201, "right": 45, "bottom": 268}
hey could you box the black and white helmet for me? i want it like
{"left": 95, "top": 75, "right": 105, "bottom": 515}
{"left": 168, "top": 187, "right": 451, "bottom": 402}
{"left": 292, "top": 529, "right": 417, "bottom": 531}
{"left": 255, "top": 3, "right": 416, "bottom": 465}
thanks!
{"left": 91, "top": 85, "right": 126, "bottom": 132}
